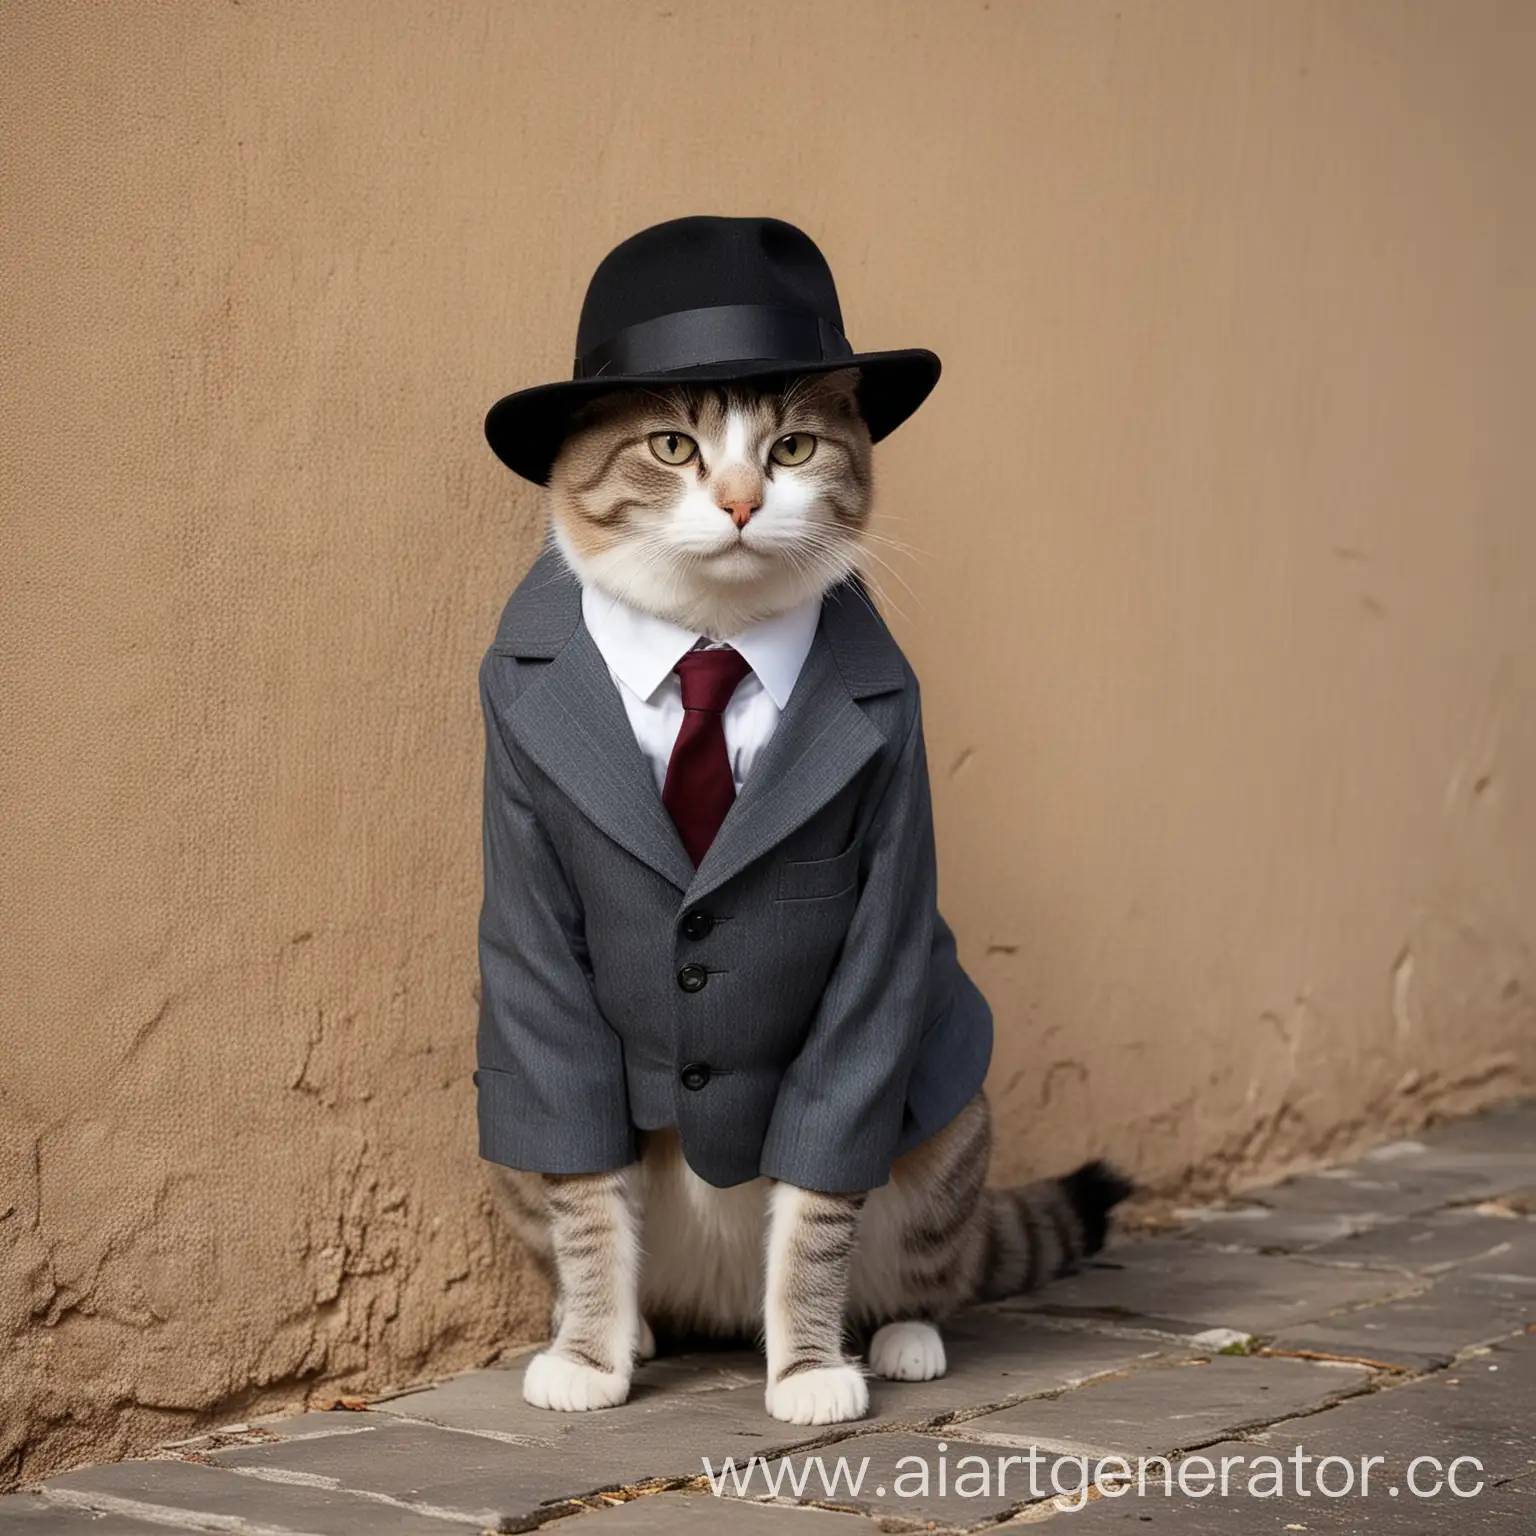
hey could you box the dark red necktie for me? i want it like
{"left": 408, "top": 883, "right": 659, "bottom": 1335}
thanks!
{"left": 662, "top": 647, "right": 753, "bottom": 866}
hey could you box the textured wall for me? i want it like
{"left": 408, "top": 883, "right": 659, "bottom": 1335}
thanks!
{"left": 3, "top": 0, "right": 1534, "bottom": 1486}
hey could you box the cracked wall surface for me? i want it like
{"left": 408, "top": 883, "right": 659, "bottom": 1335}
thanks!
{"left": 3, "top": 0, "right": 1535, "bottom": 1491}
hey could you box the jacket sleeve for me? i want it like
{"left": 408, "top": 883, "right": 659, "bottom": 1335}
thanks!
{"left": 474, "top": 656, "right": 637, "bottom": 1174}
{"left": 758, "top": 695, "right": 938, "bottom": 1193}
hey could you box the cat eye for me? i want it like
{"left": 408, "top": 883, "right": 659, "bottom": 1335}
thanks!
{"left": 648, "top": 431, "right": 698, "bottom": 466}
{"left": 769, "top": 433, "right": 817, "bottom": 467}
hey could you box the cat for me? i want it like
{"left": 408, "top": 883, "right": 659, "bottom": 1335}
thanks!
{"left": 489, "top": 367, "right": 1130, "bottom": 1425}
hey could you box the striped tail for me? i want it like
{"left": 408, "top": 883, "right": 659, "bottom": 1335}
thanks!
{"left": 978, "top": 1160, "right": 1133, "bottom": 1301}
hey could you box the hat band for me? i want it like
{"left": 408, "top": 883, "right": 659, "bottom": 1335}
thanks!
{"left": 574, "top": 304, "right": 853, "bottom": 380}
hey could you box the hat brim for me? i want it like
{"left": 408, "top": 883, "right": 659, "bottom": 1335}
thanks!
{"left": 483, "top": 349, "right": 940, "bottom": 486}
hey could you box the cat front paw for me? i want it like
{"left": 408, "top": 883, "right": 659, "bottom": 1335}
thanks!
{"left": 765, "top": 1364, "right": 869, "bottom": 1425}
{"left": 522, "top": 1349, "right": 631, "bottom": 1412}
{"left": 868, "top": 1320, "right": 947, "bottom": 1381}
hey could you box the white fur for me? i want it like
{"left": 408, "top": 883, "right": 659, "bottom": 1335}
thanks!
{"left": 642, "top": 1143, "right": 937, "bottom": 1326}
{"left": 553, "top": 399, "right": 862, "bottom": 639}
{"left": 635, "top": 1137, "right": 954, "bottom": 1369}
{"left": 765, "top": 1365, "right": 869, "bottom": 1425}
{"left": 868, "top": 1320, "right": 947, "bottom": 1381}
{"left": 522, "top": 1351, "right": 630, "bottom": 1412}
{"left": 639, "top": 1146, "right": 769, "bottom": 1332}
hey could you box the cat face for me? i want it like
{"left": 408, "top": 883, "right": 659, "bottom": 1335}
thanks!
{"left": 547, "top": 368, "right": 872, "bottom": 635}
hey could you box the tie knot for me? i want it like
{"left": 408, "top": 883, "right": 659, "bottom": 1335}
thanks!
{"left": 675, "top": 647, "right": 752, "bottom": 713}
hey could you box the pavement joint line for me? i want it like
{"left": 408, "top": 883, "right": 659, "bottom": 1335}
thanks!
{"left": 492, "top": 1476, "right": 722, "bottom": 1535}
{"left": 528, "top": 1475, "right": 927, "bottom": 1532}
{"left": 476, "top": 1422, "right": 885, "bottom": 1527}
{"left": 1278, "top": 1252, "right": 1428, "bottom": 1281}
{"left": 1137, "top": 1373, "right": 1382, "bottom": 1460}
{"left": 209, "top": 1461, "right": 501, "bottom": 1526}
{"left": 166, "top": 1424, "right": 382, "bottom": 1457}
{"left": 900, "top": 1371, "right": 1377, "bottom": 1463}
{"left": 1286, "top": 1274, "right": 1433, "bottom": 1319}
{"left": 36, "top": 1484, "right": 330, "bottom": 1536}
{"left": 994, "top": 1304, "right": 1210, "bottom": 1338}
{"left": 1181, "top": 1239, "right": 1411, "bottom": 1265}
{"left": 357, "top": 1408, "right": 562, "bottom": 1449}
{"left": 1254, "top": 1345, "right": 1412, "bottom": 1373}
{"left": 359, "top": 1346, "right": 540, "bottom": 1408}
{"left": 802, "top": 1351, "right": 1203, "bottom": 1440}
{"left": 1221, "top": 1354, "right": 1454, "bottom": 1440}
{"left": 971, "top": 1307, "right": 1204, "bottom": 1346}
{"left": 1006, "top": 1476, "right": 1175, "bottom": 1527}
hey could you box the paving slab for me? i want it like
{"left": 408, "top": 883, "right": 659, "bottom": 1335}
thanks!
{"left": 865, "top": 1312, "right": 1176, "bottom": 1422}
{"left": 1271, "top": 1268, "right": 1532, "bottom": 1368}
{"left": 372, "top": 1349, "right": 764, "bottom": 1444}
{"left": 204, "top": 1407, "right": 830, "bottom": 1529}
{"left": 1249, "top": 1160, "right": 1523, "bottom": 1219}
{"left": 7, "top": 1099, "right": 1533, "bottom": 1534}
{"left": 40, "top": 1453, "right": 489, "bottom": 1535}
{"left": 1169, "top": 1112, "right": 1536, "bottom": 1253}
{"left": 961, "top": 1354, "right": 1369, "bottom": 1459}
{"left": 1305, "top": 1205, "right": 1536, "bottom": 1274}
{"left": 1058, "top": 1336, "right": 1536, "bottom": 1530}
{"left": 1412, "top": 1100, "right": 1536, "bottom": 1156}
{"left": 1248, "top": 1332, "right": 1536, "bottom": 1486}
{"left": 0, "top": 1493, "right": 174, "bottom": 1532}
{"left": 1169, "top": 1200, "right": 1398, "bottom": 1250}
{"left": 1001, "top": 1238, "right": 1412, "bottom": 1336}
{"left": 372, "top": 1315, "right": 1175, "bottom": 1447}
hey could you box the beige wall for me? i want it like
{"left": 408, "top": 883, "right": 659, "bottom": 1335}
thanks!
{"left": 4, "top": 0, "right": 1533, "bottom": 1485}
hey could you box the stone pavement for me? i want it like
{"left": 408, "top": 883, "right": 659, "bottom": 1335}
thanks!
{"left": 7, "top": 1103, "right": 1533, "bottom": 1534}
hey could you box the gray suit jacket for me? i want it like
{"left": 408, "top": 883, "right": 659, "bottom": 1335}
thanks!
{"left": 474, "top": 549, "right": 993, "bottom": 1192}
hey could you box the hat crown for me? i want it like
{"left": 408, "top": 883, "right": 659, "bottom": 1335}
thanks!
{"left": 483, "top": 214, "right": 939, "bottom": 485}
{"left": 574, "top": 217, "right": 845, "bottom": 367}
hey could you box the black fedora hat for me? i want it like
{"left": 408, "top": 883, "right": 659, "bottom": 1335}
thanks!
{"left": 484, "top": 215, "right": 941, "bottom": 485}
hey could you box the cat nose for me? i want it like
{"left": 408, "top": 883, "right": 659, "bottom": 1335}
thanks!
{"left": 719, "top": 499, "right": 760, "bottom": 529}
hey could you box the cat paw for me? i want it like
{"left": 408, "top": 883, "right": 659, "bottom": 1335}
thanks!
{"left": 868, "top": 1321, "right": 947, "bottom": 1382}
{"left": 765, "top": 1364, "right": 869, "bottom": 1425}
{"left": 636, "top": 1317, "right": 657, "bottom": 1362}
{"left": 522, "top": 1350, "right": 631, "bottom": 1412}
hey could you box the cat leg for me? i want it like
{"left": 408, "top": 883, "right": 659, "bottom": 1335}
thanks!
{"left": 846, "top": 1098, "right": 991, "bottom": 1385}
{"left": 636, "top": 1315, "right": 656, "bottom": 1362}
{"left": 763, "top": 1182, "right": 869, "bottom": 1425}
{"left": 868, "top": 1320, "right": 947, "bottom": 1381}
{"left": 522, "top": 1166, "right": 641, "bottom": 1412}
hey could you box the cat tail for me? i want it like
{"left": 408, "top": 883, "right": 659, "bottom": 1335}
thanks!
{"left": 977, "top": 1160, "right": 1133, "bottom": 1301}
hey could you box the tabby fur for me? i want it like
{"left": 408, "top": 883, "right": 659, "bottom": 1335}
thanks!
{"left": 491, "top": 371, "right": 1130, "bottom": 1424}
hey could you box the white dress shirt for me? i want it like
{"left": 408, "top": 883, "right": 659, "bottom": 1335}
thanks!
{"left": 580, "top": 584, "right": 822, "bottom": 796}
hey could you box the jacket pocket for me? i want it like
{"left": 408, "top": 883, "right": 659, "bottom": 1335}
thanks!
{"left": 775, "top": 841, "right": 861, "bottom": 903}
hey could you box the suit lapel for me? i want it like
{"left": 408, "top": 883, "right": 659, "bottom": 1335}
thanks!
{"left": 495, "top": 553, "right": 909, "bottom": 902}
{"left": 500, "top": 551, "right": 697, "bottom": 892}
{"left": 686, "top": 581, "right": 906, "bottom": 905}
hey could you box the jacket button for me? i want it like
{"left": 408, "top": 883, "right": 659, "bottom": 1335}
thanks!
{"left": 677, "top": 963, "right": 708, "bottom": 993}
{"left": 680, "top": 1061, "right": 712, "bottom": 1091}
{"left": 681, "top": 909, "right": 714, "bottom": 941}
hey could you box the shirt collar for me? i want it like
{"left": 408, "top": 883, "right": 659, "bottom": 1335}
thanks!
{"left": 580, "top": 584, "right": 821, "bottom": 710}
